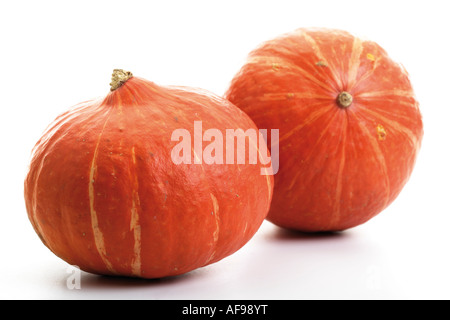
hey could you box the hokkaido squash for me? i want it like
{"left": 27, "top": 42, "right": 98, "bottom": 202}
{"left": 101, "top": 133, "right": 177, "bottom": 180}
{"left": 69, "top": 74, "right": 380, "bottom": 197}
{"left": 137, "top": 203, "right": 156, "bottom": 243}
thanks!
{"left": 225, "top": 28, "right": 423, "bottom": 232}
{"left": 24, "top": 69, "right": 274, "bottom": 278}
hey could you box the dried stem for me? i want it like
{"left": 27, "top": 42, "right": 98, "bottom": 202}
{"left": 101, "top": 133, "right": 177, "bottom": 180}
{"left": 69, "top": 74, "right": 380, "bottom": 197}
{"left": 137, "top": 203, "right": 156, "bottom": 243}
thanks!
{"left": 110, "top": 69, "right": 133, "bottom": 91}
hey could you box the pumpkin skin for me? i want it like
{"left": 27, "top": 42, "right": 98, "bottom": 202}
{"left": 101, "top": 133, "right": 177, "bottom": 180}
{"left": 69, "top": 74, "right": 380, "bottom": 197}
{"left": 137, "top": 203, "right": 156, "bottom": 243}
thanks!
{"left": 225, "top": 28, "right": 423, "bottom": 232}
{"left": 24, "top": 71, "right": 273, "bottom": 278}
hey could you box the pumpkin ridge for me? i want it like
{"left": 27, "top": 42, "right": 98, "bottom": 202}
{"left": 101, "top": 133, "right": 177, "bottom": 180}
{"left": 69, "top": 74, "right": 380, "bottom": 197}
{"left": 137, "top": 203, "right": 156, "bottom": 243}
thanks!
{"left": 355, "top": 104, "right": 419, "bottom": 149}
{"left": 285, "top": 108, "right": 341, "bottom": 192}
{"left": 248, "top": 99, "right": 332, "bottom": 121}
{"left": 258, "top": 92, "right": 334, "bottom": 102}
{"left": 356, "top": 100, "right": 420, "bottom": 127}
{"left": 248, "top": 54, "right": 337, "bottom": 94}
{"left": 88, "top": 107, "right": 116, "bottom": 274}
{"left": 205, "top": 192, "right": 220, "bottom": 264}
{"left": 301, "top": 30, "right": 343, "bottom": 90}
{"left": 350, "top": 109, "right": 391, "bottom": 208}
{"left": 137, "top": 78, "right": 167, "bottom": 100}
{"left": 303, "top": 108, "right": 342, "bottom": 164}
{"left": 123, "top": 82, "right": 147, "bottom": 115}
{"left": 357, "top": 97, "right": 417, "bottom": 109}
{"left": 278, "top": 104, "right": 332, "bottom": 143}
{"left": 357, "top": 89, "right": 415, "bottom": 99}
{"left": 27, "top": 100, "right": 103, "bottom": 254}
{"left": 347, "top": 36, "right": 364, "bottom": 89}
{"left": 329, "top": 113, "right": 348, "bottom": 229}
{"left": 352, "top": 55, "right": 383, "bottom": 90}
{"left": 193, "top": 137, "right": 222, "bottom": 266}
{"left": 251, "top": 134, "right": 274, "bottom": 199}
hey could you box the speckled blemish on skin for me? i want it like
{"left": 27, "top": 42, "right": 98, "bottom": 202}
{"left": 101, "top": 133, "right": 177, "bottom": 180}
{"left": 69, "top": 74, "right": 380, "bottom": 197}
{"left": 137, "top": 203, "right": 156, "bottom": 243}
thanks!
{"left": 377, "top": 124, "right": 387, "bottom": 141}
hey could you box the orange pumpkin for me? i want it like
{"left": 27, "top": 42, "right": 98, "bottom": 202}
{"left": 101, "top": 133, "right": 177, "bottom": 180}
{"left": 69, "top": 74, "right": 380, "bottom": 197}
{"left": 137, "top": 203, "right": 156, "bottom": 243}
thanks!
{"left": 225, "top": 28, "right": 423, "bottom": 232}
{"left": 25, "top": 69, "right": 273, "bottom": 278}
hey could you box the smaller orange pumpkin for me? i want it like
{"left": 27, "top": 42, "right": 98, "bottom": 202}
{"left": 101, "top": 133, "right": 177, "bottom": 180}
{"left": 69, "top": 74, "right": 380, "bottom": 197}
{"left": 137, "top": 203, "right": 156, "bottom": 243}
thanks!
{"left": 225, "top": 28, "right": 423, "bottom": 232}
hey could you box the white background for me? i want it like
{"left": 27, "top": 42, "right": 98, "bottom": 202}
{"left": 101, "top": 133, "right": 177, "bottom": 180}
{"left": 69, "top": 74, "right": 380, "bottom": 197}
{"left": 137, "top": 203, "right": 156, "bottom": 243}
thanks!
{"left": 1, "top": 0, "right": 449, "bottom": 300}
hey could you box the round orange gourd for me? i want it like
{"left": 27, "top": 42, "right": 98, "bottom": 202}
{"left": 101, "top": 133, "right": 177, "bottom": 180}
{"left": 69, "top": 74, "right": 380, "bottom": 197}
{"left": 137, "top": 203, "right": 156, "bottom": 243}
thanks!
{"left": 225, "top": 28, "right": 423, "bottom": 232}
{"left": 25, "top": 70, "right": 273, "bottom": 278}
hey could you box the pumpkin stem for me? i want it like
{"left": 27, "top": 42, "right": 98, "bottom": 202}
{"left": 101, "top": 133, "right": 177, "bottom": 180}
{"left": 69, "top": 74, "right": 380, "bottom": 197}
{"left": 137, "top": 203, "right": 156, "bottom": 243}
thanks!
{"left": 337, "top": 91, "right": 353, "bottom": 108}
{"left": 110, "top": 69, "right": 133, "bottom": 91}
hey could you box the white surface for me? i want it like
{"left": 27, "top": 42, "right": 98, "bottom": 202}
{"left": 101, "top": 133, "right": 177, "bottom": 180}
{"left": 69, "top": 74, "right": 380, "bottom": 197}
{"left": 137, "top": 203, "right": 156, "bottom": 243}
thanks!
{"left": 1, "top": 0, "right": 449, "bottom": 300}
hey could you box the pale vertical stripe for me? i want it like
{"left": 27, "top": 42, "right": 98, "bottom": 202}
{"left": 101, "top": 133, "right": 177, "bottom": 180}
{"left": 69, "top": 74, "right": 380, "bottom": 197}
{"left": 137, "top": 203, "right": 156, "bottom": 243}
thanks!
{"left": 260, "top": 151, "right": 274, "bottom": 201}
{"left": 248, "top": 133, "right": 273, "bottom": 200}
{"left": 351, "top": 110, "right": 391, "bottom": 209}
{"left": 187, "top": 144, "right": 221, "bottom": 264}
{"left": 129, "top": 146, "right": 142, "bottom": 276}
{"left": 206, "top": 193, "right": 220, "bottom": 263}
{"left": 129, "top": 199, "right": 141, "bottom": 276}
{"left": 89, "top": 111, "right": 116, "bottom": 273}
{"left": 352, "top": 56, "right": 382, "bottom": 89}
{"left": 301, "top": 30, "right": 342, "bottom": 89}
{"left": 193, "top": 149, "right": 202, "bottom": 164}
{"left": 347, "top": 36, "right": 364, "bottom": 88}
{"left": 330, "top": 117, "right": 347, "bottom": 228}
{"left": 210, "top": 193, "right": 220, "bottom": 242}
